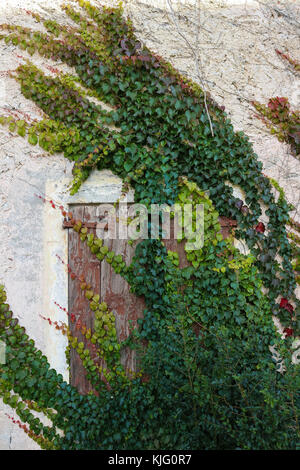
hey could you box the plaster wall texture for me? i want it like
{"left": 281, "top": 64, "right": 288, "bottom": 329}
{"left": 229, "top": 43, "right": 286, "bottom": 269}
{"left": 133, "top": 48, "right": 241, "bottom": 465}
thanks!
{"left": 0, "top": 0, "right": 299, "bottom": 449}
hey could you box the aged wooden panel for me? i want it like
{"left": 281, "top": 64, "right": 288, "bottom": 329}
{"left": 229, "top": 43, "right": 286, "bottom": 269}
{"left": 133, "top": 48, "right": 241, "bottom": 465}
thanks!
{"left": 219, "top": 216, "right": 237, "bottom": 239}
{"left": 100, "top": 222, "right": 145, "bottom": 375}
{"left": 163, "top": 216, "right": 237, "bottom": 268}
{"left": 68, "top": 205, "right": 101, "bottom": 395}
{"left": 162, "top": 218, "right": 189, "bottom": 269}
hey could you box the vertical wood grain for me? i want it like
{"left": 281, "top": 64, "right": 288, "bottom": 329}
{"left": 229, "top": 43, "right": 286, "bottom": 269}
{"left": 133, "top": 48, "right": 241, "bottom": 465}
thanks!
{"left": 68, "top": 205, "right": 100, "bottom": 395}
{"left": 100, "top": 208, "right": 145, "bottom": 374}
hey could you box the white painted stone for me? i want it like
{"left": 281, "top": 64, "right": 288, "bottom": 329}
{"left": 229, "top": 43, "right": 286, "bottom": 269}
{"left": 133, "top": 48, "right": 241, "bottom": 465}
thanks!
{"left": 67, "top": 170, "right": 135, "bottom": 205}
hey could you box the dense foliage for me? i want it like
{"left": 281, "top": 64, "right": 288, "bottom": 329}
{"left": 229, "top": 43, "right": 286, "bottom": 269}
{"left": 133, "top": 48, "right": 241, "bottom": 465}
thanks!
{"left": 0, "top": 1, "right": 299, "bottom": 450}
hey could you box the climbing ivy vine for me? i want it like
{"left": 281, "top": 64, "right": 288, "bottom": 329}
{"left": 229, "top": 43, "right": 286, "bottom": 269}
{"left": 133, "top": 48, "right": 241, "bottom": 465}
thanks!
{"left": 252, "top": 96, "right": 300, "bottom": 158}
{"left": 252, "top": 49, "right": 299, "bottom": 157}
{"left": 0, "top": 1, "right": 299, "bottom": 450}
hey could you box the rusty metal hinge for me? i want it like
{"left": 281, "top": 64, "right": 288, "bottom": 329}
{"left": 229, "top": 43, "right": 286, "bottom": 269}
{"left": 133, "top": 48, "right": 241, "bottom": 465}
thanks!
{"left": 62, "top": 219, "right": 97, "bottom": 229}
{"left": 62, "top": 219, "right": 109, "bottom": 230}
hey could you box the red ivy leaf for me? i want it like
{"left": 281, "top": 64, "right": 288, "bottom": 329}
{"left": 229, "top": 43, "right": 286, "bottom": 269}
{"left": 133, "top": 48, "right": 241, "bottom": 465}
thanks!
{"left": 280, "top": 297, "right": 294, "bottom": 314}
{"left": 255, "top": 222, "right": 265, "bottom": 233}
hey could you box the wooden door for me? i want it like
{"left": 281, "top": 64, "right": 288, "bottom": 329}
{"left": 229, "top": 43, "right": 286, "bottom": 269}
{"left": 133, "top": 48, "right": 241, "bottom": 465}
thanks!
{"left": 67, "top": 205, "right": 236, "bottom": 394}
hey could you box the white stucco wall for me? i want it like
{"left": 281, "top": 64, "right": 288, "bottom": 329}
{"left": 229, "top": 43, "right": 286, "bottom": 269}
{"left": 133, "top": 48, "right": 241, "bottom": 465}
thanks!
{"left": 0, "top": 0, "right": 299, "bottom": 449}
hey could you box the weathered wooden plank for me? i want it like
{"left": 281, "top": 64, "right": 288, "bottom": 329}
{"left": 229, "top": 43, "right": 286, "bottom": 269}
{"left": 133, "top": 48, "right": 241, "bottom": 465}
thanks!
{"left": 100, "top": 216, "right": 145, "bottom": 375}
{"left": 219, "top": 216, "right": 237, "bottom": 240}
{"left": 68, "top": 205, "right": 101, "bottom": 395}
{"left": 162, "top": 218, "right": 189, "bottom": 268}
